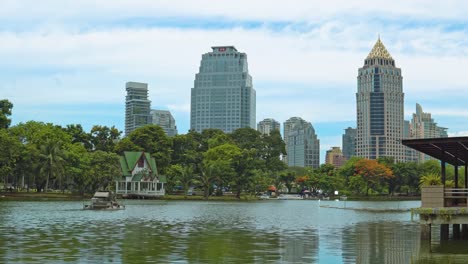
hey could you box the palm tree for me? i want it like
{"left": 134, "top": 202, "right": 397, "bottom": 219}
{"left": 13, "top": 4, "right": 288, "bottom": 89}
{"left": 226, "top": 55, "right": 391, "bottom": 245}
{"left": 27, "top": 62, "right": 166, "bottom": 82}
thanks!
{"left": 40, "top": 138, "right": 66, "bottom": 193}
{"left": 179, "top": 165, "right": 194, "bottom": 199}
{"left": 198, "top": 165, "right": 218, "bottom": 199}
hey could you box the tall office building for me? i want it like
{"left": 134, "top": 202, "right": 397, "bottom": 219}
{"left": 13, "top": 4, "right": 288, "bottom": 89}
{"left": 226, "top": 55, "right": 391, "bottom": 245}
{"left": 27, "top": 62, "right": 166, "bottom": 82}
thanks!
{"left": 125, "top": 82, "right": 151, "bottom": 136}
{"left": 257, "top": 118, "right": 280, "bottom": 135}
{"left": 342, "top": 127, "right": 357, "bottom": 159}
{"left": 190, "top": 46, "right": 256, "bottom": 133}
{"left": 356, "top": 37, "right": 405, "bottom": 162}
{"left": 409, "top": 103, "right": 448, "bottom": 163}
{"left": 285, "top": 118, "right": 320, "bottom": 168}
{"left": 151, "top": 109, "right": 178, "bottom": 137}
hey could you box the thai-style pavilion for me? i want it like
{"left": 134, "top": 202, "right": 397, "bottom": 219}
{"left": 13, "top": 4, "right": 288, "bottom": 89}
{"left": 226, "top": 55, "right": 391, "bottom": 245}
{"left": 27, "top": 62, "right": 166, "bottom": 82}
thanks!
{"left": 115, "top": 151, "right": 166, "bottom": 197}
{"left": 403, "top": 137, "right": 468, "bottom": 241}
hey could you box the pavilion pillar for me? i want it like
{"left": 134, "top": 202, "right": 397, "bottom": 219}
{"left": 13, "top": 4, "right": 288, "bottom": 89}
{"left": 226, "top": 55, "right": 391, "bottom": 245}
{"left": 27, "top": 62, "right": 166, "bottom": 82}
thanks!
{"left": 465, "top": 164, "right": 467, "bottom": 188}
{"left": 462, "top": 224, "right": 468, "bottom": 240}
{"left": 455, "top": 165, "right": 459, "bottom": 188}
{"left": 420, "top": 224, "right": 431, "bottom": 240}
{"left": 441, "top": 161, "right": 446, "bottom": 185}
{"left": 441, "top": 224, "right": 449, "bottom": 240}
{"left": 453, "top": 224, "right": 461, "bottom": 240}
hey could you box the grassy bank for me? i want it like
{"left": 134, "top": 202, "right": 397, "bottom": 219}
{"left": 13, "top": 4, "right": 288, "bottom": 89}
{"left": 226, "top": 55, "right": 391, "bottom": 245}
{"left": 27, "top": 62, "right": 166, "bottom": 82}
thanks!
{"left": 0, "top": 192, "right": 87, "bottom": 201}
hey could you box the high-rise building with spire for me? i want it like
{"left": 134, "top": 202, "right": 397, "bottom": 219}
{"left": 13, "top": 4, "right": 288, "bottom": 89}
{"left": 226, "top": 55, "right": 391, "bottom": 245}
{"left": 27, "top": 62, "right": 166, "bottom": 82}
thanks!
{"left": 190, "top": 46, "right": 256, "bottom": 133}
{"left": 356, "top": 38, "right": 405, "bottom": 161}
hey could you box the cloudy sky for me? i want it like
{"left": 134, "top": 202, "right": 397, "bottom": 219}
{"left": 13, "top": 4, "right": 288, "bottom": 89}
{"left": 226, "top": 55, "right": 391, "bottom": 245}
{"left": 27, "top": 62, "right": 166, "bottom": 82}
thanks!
{"left": 1, "top": 0, "right": 468, "bottom": 160}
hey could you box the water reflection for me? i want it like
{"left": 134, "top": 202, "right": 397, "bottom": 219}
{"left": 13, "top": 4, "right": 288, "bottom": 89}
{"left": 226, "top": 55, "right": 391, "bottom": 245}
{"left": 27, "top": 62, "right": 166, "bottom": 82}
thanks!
{"left": 0, "top": 200, "right": 466, "bottom": 263}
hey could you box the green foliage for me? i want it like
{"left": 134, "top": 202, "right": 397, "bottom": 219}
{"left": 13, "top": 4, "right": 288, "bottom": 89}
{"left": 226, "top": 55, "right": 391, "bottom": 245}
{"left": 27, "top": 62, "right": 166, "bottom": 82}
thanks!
{"left": 0, "top": 99, "right": 13, "bottom": 129}
{"left": 90, "top": 125, "right": 121, "bottom": 152}
{"left": 0, "top": 129, "right": 21, "bottom": 190}
{"left": 419, "top": 173, "right": 442, "bottom": 186}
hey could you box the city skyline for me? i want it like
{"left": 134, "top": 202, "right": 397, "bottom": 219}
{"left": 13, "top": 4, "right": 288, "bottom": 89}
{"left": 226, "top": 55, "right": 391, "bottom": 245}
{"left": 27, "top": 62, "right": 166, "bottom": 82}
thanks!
{"left": 2, "top": 1, "right": 468, "bottom": 162}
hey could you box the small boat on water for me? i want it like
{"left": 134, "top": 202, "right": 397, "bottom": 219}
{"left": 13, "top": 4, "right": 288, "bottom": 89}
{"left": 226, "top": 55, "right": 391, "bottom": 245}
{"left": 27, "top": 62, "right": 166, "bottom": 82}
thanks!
{"left": 83, "top": 191, "right": 125, "bottom": 210}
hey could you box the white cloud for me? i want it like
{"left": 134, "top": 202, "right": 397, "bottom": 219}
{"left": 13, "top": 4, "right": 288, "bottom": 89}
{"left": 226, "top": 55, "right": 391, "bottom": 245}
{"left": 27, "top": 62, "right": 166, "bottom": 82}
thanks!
{"left": 448, "top": 131, "right": 468, "bottom": 137}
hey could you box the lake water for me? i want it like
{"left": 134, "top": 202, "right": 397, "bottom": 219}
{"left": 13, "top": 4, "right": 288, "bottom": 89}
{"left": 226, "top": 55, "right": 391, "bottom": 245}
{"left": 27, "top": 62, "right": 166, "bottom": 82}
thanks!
{"left": 1, "top": 199, "right": 468, "bottom": 263}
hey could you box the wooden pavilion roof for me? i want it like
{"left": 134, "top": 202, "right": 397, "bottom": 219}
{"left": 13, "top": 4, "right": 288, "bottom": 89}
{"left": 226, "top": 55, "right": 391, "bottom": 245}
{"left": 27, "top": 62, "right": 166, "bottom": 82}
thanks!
{"left": 402, "top": 137, "right": 468, "bottom": 166}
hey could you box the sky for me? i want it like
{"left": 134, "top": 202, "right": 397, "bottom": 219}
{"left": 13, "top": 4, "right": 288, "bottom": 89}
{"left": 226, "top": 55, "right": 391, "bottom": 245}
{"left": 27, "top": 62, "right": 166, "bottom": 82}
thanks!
{"left": 1, "top": 0, "right": 468, "bottom": 162}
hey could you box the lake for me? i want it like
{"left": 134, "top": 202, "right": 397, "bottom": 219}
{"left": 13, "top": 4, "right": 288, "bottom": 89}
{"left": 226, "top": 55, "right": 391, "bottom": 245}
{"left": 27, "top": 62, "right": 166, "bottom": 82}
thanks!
{"left": 1, "top": 199, "right": 467, "bottom": 263}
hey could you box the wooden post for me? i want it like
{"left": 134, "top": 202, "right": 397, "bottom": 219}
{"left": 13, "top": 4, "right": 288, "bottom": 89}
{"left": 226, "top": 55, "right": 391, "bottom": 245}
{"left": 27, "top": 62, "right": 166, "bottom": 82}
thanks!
{"left": 462, "top": 224, "right": 468, "bottom": 240}
{"left": 420, "top": 224, "right": 431, "bottom": 240}
{"left": 453, "top": 224, "right": 461, "bottom": 240}
{"left": 442, "top": 161, "right": 446, "bottom": 186}
{"left": 455, "top": 165, "right": 459, "bottom": 188}
{"left": 441, "top": 224, "right": 449, "bottom": 240}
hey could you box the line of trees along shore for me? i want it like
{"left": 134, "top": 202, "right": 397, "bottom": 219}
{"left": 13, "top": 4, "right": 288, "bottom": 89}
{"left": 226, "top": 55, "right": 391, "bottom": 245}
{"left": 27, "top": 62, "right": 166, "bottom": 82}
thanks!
{"left": 0, "top": 99, "right": 463, "bottom": 198}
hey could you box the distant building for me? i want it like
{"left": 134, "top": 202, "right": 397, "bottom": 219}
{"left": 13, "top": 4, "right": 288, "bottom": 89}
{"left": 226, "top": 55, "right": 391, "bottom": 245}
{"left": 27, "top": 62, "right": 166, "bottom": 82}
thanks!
{"left": 342, "top": 127, "right": 357, "bottom": 159}
{"left": 409, "top": 103, "right": 448, "bottom": 163}
{"left": 151, "top": 109, "right": 178, "bottom": 137}
{"left": 325, "top": 147, "right": 346, "bottom": 168}
{"left": 257, "top": 118, "right": 280, "bottom": 135}
{"left": 190, "top": 46, "right": 256, "bottom": 133}
{"left": 285, "top": 118, "right": 320, "bottom": 168}
{"left": 125, "top": 82, "right": 151, "bottom": 136}
{"left": 356, "top": 37, "right": 405, "bottom": 162}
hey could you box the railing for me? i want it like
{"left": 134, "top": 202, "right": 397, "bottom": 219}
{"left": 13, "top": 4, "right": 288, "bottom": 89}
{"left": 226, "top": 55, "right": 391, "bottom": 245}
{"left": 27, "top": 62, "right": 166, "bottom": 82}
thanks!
{"left": 421, "top": 186, "right": 468, "bottom": 208}
{"left": 115, "top": 189, "right": 165, "bottom": 196}
{"left": 444, "top": 188, "right": 468, "bottom": 207}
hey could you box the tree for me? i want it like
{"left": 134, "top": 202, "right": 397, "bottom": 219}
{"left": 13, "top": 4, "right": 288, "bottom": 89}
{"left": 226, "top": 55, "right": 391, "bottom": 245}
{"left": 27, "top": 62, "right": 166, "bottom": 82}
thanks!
{"left": 203, "top": 143, "right": 241, "bottom": 195}
{"left": 39, "top": 138, "right": 66, "bottom": 193}
{"left": 86, "top": 151, "right": 120, "bottom": 193}
{"left": 63, "top": 124, "right": 93, "bottom": 150}
{"left": 197, "top": 164, "right": 219, "bottom": 199}
{"left": 280, "top": 171, "right": 296, "bottom": 193}
{"left": 419, "top": 173, "right": 442, "bottom": 186}
{"left": 90, "top": 125, "right": 121, "bottom": 152}
{"left": 354, "top": 159, "right": 394, "bottom": 195}
{"left": 0, "top": 99, "right": 13, "bottom": 129}
{"left": 0, "top": 129, "right": 21, "bottom": 190}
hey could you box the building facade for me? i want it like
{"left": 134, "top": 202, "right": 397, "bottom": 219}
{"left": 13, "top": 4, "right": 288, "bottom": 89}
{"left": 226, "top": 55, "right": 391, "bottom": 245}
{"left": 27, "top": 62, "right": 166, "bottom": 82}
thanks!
{"left": 325, "top": 147, "right": 346, "bottom": 168}
{"left": 190, "top": 46, "right": 256, "bottom": 133}
{"left": 409, "top": 103, "right": 448, "bottom": 163}
{"left": 257, "top": 118, "right": 280, "bottom": 135}
{"left": 342, "top": 127, "right": 357, "bottom": 159}
{"left": 285, "top": 118, "right": 320, "bottom": 168}
{"left": 356, "top": 38, "right": 405, "bottom": 162}
{"left": 125, "top": 82, "right": 151, "bottom": 136}
{"left": 151, "top": 109, "right": 178, "bottom": 137}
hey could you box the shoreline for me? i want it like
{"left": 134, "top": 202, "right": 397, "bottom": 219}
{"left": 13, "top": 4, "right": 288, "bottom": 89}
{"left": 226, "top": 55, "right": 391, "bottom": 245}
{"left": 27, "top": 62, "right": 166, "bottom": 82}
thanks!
{"left": 0, "top": 192, "right": 421, "bottom": 202}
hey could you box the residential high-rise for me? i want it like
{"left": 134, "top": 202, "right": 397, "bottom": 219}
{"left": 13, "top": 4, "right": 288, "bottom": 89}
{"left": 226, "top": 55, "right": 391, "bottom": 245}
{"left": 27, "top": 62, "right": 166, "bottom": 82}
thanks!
{"left": 356, "top": 37, "right": 405, "bottom": 162}
{"left": 409, "top": 103, "right": 448, "bottom": 163}
{"left": 342, "top": 127, "right": 357, "bottom": 159}
{"left": 285, "top": 118, "right": 320, "bottom": 168}
{"left": 257, "top": 118, "right": 280, "bottom": 135}
{"left": 151, "top": 109, "right": 178, "bottom": 137}
{"left": 125, "top": 82, "right": 151, "bottom": 135}
{"left": 326, "top": 147, "right": 346, "bottom": 168}
{"left": 190, "top": 46, "right": 256, "bottom": 133}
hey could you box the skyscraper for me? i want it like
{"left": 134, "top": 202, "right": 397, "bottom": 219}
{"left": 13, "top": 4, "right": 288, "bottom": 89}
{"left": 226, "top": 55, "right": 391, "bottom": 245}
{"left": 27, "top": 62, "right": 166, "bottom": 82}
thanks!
{"left": 409, "top": 103, "right": 448, "bottom": 163}
{"left": 285, "top": 117, "right": 320, "bottom": 168}
{"left": 257, "top": 118, "right": 280, "bottom": 135}
{"left": 342, "top": 127, "right": 357, "bottom": 159}
{"left": 151, "top": 109, "right": 178, "bottom": 137}
{"left": 190, "top": 46, "right": 256, "bottom": 133}
{"left": 356, "top": 38, "right": 405, "bottom": 162}
{"left": 125, "top": 82, "right": 151, "bottom": 136}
